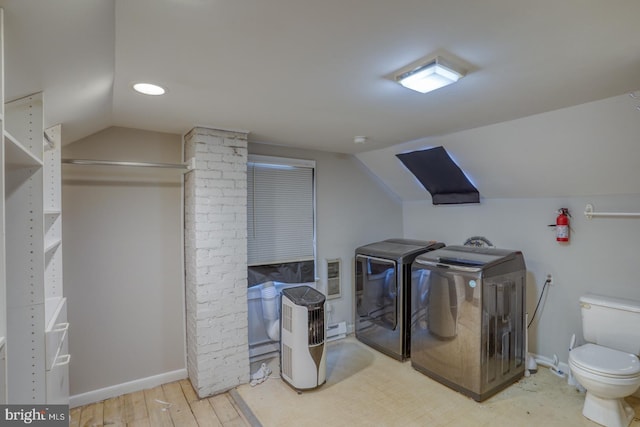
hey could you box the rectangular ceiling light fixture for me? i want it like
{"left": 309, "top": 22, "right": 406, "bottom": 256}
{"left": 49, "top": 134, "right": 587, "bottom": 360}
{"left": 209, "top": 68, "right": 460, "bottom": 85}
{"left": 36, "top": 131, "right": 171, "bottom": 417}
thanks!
{"left": 396, "top": 56, "right": 464, "bottom": 94}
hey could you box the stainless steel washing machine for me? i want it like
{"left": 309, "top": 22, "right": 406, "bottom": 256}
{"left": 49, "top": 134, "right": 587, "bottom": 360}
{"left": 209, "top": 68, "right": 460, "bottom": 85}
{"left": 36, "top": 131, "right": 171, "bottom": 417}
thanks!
{"left": 410, "top": 245, "right": 526, "bottom": 401}
{"left": 355, "top": 238, "right": 444, "bottom": 360}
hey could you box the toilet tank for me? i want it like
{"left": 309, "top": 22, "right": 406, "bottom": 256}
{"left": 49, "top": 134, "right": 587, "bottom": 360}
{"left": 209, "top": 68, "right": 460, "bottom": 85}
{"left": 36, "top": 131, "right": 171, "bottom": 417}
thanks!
{"left": 580, "top": 294, "right": 640, "bottom": 355}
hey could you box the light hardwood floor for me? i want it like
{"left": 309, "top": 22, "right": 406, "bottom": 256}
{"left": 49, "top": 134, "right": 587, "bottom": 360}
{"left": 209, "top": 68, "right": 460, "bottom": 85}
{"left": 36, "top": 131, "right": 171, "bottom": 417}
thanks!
{"left": 70, "top": 379, "right": 255, "bottom": 427}
{"left": 70, "top": 338, "right": 640, "bottom": 426}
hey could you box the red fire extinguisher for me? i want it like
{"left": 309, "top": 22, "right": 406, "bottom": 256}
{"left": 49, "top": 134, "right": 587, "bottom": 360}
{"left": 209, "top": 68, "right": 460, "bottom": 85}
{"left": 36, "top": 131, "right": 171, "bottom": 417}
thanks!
{"left": 556, "top": 208, "right": 570, "bottom": 242}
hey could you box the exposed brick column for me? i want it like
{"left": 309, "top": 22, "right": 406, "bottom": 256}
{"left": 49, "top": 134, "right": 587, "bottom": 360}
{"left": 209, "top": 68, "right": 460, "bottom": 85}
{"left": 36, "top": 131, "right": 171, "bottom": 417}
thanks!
{"left": 184, "top": 127, "right": 250, "bottom": 397}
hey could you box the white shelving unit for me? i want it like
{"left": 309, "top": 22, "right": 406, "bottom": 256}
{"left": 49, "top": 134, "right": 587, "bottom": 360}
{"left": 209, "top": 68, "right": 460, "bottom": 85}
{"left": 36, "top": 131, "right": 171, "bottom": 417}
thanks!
{"left": 0, "top": 6, "right": 67, "bottom": 403}
{"left": 5, "top": 93, "right": 46, "bottom": 404}
{"left": 42, "top": 124, "right": 69, "bottom": 405}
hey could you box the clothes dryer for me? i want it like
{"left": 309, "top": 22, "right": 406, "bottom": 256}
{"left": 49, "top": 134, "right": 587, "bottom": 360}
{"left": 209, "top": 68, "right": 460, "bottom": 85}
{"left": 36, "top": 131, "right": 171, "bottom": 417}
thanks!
{"left": 355, "top": 238, "right": 444, "bottom": 360}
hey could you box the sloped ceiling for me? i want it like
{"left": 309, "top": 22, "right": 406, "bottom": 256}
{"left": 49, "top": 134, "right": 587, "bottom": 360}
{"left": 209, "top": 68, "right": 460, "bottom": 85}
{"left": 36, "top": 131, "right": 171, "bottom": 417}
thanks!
{"left": 1, "top": 0, "right": 640, "bottom": 199}
{"left": 357, "top": 93, "right": 640, "bottom": 200}
{"left": 1, "top": 0, "right": 114, "bottom": 144}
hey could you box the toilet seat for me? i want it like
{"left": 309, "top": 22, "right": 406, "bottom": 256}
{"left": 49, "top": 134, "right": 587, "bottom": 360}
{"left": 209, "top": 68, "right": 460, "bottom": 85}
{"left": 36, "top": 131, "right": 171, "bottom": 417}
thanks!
{"left": 570, "top": 344, "right": 640, "bottom": 379}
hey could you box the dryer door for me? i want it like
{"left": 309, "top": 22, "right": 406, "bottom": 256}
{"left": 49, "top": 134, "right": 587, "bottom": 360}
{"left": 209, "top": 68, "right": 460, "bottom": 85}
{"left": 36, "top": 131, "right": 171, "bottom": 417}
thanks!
{"left": 355, "top": 255, "right": 397, "bottom": 330}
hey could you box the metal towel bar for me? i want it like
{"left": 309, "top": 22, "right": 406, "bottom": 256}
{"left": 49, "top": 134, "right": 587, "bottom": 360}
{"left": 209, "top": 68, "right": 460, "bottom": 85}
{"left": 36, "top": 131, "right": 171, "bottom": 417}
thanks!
{"left": 584, "top": 204, "right": 640, "bottom": 219}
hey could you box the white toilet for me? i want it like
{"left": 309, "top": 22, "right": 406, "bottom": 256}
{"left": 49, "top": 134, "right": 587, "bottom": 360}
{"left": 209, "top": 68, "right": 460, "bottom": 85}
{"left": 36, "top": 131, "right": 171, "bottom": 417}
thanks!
{"left": 569, "top": 294, "right": 640, "bottom": 427}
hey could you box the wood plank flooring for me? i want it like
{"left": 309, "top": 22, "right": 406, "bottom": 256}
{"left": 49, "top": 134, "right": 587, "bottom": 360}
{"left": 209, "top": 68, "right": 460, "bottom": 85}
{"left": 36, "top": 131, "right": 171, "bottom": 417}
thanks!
{"left": 70, "top": 379, "right": 255, "bottom": 427}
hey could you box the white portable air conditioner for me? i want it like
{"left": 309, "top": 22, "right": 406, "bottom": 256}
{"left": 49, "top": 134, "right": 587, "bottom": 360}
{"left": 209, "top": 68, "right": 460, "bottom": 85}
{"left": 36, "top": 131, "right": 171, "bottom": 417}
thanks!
{"left": 280, "top": 286, "right": 326, "bottom": 390}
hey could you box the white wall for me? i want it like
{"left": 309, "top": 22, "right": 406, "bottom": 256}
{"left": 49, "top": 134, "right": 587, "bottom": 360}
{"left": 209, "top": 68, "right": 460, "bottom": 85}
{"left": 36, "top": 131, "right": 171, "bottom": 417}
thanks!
{"left": 62, "top": 127, "right": 185, "bottom": 397}
{"left": 248, "top": 142, "right": 403, "bottom": 330}
{"left": 403, "top": 194, "right": 640, "bottom": 363}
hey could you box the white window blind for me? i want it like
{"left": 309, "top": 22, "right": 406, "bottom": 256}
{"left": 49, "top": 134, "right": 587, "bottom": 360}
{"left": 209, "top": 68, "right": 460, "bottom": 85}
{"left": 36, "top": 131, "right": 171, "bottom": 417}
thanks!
{"left": 247, "top": 156, "right": 315, "bottom": 266}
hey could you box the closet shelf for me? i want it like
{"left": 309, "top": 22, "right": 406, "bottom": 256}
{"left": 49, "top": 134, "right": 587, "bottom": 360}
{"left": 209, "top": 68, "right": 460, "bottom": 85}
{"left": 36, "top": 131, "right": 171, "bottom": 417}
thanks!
{"left": 4, "top": 130, "right": 43, "bottom": 169}
{"left": 43, "top": 131, "right": 55, "bottom": 151}
{"left": 44, "top": 297, "right": 65, "bottom": 333}
{"left": 44, "top": 239, "right": 62, "bottom": 254}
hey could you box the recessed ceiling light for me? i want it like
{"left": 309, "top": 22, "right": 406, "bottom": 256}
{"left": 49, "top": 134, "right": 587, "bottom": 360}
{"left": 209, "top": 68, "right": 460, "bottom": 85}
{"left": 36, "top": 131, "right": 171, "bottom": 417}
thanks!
{"left": 133, "top": 82, "right": 166, "bottom": 96}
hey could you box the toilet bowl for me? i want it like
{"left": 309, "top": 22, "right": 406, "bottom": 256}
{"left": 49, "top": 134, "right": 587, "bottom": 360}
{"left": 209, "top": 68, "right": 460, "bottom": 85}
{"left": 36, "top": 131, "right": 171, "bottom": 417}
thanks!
{"left": 569, "top": 343, "right": 640, "bottom": 427}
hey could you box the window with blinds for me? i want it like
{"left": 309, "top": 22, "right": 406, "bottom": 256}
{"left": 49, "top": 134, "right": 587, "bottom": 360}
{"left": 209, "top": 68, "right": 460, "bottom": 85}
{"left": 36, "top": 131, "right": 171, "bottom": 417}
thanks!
{"left": 247, "top": 155, "right": 315, "bottom": 268}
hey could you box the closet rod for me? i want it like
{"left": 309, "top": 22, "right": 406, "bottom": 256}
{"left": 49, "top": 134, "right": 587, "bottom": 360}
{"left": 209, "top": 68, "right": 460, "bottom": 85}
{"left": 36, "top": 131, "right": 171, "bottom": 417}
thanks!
{"left": 584, "top": 204, "right": 640, "bottom": 219}
{"left": 62, "top": 158, "right": 194, "bottom": 171}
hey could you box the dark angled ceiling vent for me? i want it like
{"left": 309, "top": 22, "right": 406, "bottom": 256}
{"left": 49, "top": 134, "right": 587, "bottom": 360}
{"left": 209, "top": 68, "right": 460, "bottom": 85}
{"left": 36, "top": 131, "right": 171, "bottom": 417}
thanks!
{"left": 396, "top": 146, "right": 479, "bottom": 205}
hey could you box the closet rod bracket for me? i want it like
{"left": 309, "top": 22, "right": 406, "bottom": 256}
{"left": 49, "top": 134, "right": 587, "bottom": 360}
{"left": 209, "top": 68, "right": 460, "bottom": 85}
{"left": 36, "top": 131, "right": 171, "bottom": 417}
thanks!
{"left": 585, "top": 204, "right": 594, "bottom": 219}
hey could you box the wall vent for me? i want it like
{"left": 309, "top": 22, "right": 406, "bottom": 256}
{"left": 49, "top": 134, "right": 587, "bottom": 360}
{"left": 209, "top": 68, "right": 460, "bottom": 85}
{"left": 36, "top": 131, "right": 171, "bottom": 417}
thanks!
{"left": 282, "top": 343, "right": 292, "bottom": 379}
{"left": 282, "top": 303, "right": 293, "bottom": 332}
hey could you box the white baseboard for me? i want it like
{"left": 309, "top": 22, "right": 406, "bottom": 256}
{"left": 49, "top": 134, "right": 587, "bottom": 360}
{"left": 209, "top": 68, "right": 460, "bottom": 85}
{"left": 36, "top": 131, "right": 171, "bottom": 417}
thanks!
{"left": 70, "top": 368, "right": 188, "bottom": 408}
{"left": 327, "top": 321, "right": 347, "bottom": 342}
{"left": 347, "top": 322, "right": 355, "bottom": 334}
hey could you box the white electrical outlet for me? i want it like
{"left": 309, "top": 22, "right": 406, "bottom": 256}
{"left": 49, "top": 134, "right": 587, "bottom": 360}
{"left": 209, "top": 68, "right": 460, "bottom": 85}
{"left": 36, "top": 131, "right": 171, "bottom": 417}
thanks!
{"left": 546, "top": 274, "right": 553, "bottom": 285}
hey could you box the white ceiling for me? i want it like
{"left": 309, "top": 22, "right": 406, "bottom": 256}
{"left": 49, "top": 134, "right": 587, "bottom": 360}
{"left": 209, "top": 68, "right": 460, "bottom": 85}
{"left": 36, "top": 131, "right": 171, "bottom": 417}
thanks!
{"left": 2, "top": 0, "right": 639, "bottom": 155}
